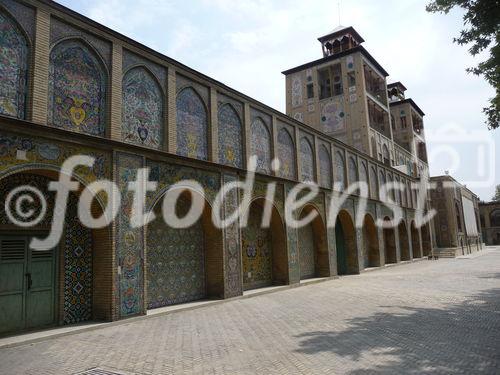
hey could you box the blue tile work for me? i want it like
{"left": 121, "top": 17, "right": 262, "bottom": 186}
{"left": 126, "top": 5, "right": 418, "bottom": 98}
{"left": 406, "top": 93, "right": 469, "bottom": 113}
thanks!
{"left": 64, "top": 193, "right": 93, "bottom": 324}
{"left": 277, "top": 128, "right": 296, "bottom": 180}
{"left": 223, "top": 174, "right": 243, "bottom": 298}
{"left": 176, "top": 87, "right": 208, "bottom": 160}
{"left": 50, "top": 18, "right": 111, "bottom": 69}
{"left": 0, "top": 0, "right": 36, "bottom": 41}
{"left": 300, "top": 137, "right": 314, "bottom": 183}
{"left": 0, "top": 9, "right": 29, "bottom": 119}
{"left": 0, "top": 174, "right": 92, "bottom": 324}
{"left": 285, "top": 183, "right": 300, "bottom": 284}
{"left": 116, "top": 152, "right": 144, "bottom": 317}
{"left": 48, "top": 40, "right": 107, "bottom": 136}
{"left": 335, "top": 151, "right": 346, "bottom": 191}
{"left": 218, "top": 103, "right": 243, "bottom": 168}
{"left": 250, "top": 117, "right": 272, "bottom": 174}
{"left": 242, "top": 203, "right": 273, "bottom": 290}
{"left": 319, "top": 144, "right": 332, "bottom": 189}
{"left": 122, "top": 49, "right": 166, "bottom": 92}
{"left": 298, "top": 221, "right": 315, "bottom": 279}
{"left": 146, "top": 197, "right": 206, "bottom": 308}
{"left": 122, "top": 67, "right": 163, "bottom": 149}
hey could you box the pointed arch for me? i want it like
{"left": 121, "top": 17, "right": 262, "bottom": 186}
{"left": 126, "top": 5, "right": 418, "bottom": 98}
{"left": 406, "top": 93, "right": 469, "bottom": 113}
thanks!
{"left": 277, "top": 127, "right": 296, "bottom": 180}
{"left": 383, "top": 217, "right": 397, "bottom": 264}
{"left": 49, "top": 38, "right": 108, "bottom": 136}
{"left": 348, "top": 156, "right": 358, "bottom": 185}
{"left": 297, "top": 204, "right": 329, "bottom": 279}
{"left": 176, "top": 86, "right": 208, "bottom": 160}
{"left": 398, "top": 220, "right": 410, "bottom": 261}
{"left": 145, "top": 189, "right": 223, "bottom": 308}
{"left": 335, "top": 210, "right": 359, "bottom": 275}
{"left": 335, "top": 151, "right": 346, "bottom": 191}
{"left": 0, "top": 8, "right": 30, "bottom": 119}
{"left": 218, "top": 103, "right": 243, "bottom": 168}
{"left": 411, "top": 221, "right": 422, "bottom": 258}
{"left": 122, "top": 66, "right": 163, "bottom": 149}
{"left": 319, "top": 145, "right": 332, "bottom": 188}
{"left": 241, "top": 198, "right": 288, "bottom": 290}
{"left": 363, "top": 213, "right": 380, "bottom": 268}
{"left": 250, "top": 117, "right": 272, "bottom": 174}
{"left": 300, "top": 137, "right": 314, "bottom": 182}
{"left": 0, "top": 169, "right": 113, "bottom": 334}
{"left": 369, "top": 166, "right": 378, "bottom": 200}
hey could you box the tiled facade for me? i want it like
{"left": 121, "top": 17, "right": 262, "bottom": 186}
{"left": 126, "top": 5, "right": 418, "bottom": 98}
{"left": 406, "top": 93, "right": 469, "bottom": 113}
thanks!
{"left": 0, "top": 0, "right": 435, "bottom": 336}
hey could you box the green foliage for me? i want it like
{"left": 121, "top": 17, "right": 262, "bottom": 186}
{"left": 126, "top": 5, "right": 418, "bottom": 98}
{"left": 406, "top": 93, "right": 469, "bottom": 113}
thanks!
{"left": 493, "top": 185, "right": 500, "bottom": 201}
{"left": 426, "top": 0, "right": 500, "bottom": 129}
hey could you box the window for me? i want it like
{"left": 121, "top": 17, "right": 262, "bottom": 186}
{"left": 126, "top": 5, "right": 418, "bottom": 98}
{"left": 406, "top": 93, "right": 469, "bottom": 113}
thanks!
{"left": 347, "top": 72, "right": 356, "bottom": 87}
{"left": 332, "top": 64, "right": 343, "bottom": 96}
{"left": 382, "top": 145, "right": 390, "bottom": 166}
{"left": 306, "top": 83, "right": 314, "bottom": 99}
{"left": 318, "top": 69, "right": 332, "bottom": 99}
{"left": 401, "top": 116, "right": 407, "bottom": 129}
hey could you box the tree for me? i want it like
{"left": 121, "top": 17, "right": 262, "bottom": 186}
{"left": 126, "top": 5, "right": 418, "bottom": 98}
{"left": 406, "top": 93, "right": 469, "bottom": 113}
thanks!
{"left": 493, "top": 185, "right": 500, "bottom": 201}
{"left": 426, "top": 0, "right": 500, "bottom": 130}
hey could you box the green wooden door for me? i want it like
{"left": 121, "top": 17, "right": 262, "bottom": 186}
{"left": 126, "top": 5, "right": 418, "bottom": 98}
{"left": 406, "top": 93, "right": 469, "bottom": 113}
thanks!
{"left": 335, "top": 221, "right": 348, "bottom": 275}
{"left": 0, "top": 237, "right": 26, "bottom": 333}
{"left": 0, "top": 236, "right": 56, "bottom": 334}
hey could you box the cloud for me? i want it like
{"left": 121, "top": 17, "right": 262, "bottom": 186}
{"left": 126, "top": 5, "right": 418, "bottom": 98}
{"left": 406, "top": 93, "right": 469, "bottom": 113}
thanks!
{"left": 59, "top": 0, "right": 499, "bottom": 199}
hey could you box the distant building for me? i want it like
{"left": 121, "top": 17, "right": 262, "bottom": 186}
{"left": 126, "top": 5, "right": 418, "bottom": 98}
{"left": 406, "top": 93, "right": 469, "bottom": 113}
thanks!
{"left": 430, "top": 175, "right": 483, "bottom": 257}
{"left": 479, "top": 201, "right": 500, "bottom": 245}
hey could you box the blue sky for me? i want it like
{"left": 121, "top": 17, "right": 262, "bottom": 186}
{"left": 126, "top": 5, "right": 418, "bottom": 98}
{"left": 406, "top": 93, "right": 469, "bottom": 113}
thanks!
{"left": 59, "top": 0, "right": 499, "bottom": 200}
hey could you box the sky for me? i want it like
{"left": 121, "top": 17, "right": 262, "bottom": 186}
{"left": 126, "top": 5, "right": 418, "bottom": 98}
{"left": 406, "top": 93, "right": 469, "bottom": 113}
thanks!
{"left": 58, "top": 0, "right": 499, "bottom": 201}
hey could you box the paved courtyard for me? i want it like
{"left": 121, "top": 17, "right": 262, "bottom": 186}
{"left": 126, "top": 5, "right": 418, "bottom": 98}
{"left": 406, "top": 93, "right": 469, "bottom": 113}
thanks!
{"left": 1, "top": 248, "right": 500, "bottom": 375}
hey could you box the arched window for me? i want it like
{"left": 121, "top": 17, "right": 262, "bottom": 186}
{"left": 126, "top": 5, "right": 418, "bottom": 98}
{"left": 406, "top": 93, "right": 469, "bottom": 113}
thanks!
{"left": 176, "top": 87, "right": 208, "bottom": 160}
{"left": 277, "top": 128, "right": 296, "bottom": 179}
{"left": 370, "top": 166, "right": 378, "bottom": 199}
{"left": 319, "top": 145, "right": 332, "bottom": 189}
{"left": 387, "top": 173, "right": 394, "bottom": 202}
{"left": 359, "top": 161, "right": 368, "bottom": 196}
{"left": 401, "top": 179, "right": 407, "bottom": 207}
{"left": 348, "top": 157, "right": 357, "bottom": 186}
{"left": 300, "top": 137, "right": 314, "bottom": 182}
{"left": 382, "top": 144, "right": 390, "bottom": 166}
{"left": 371, "top": 137, "right": 377, "bottom": 159}
{"left": 379, "top": 170, "right": 386, "bottom": 201}
{"left": 49, "top": 39, "right": 107, "bottom": 136}
{"left": 335, "top": 151, "right": 346, "bottom": 191}
{"left": 250, "top": 117, "right": 271, "bottom": 174}
{"left": 394, "top": 176, "right": 401, "bottom": 204}
{"left": 491, "top": 210, "right": 500, "bottom": 227}
{"left": 0, "top": 10, "right": 29, "bottom": 119}
{"left": 122, "top": 67, "right": 163, "bottom": 149}
{"left": 218, "top": 104, "right": 243, "bottom": 168}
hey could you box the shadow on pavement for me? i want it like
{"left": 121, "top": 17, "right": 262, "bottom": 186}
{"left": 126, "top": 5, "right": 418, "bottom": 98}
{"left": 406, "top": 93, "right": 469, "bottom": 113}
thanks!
{"left": 295, "top": 286, "right": 500, "bottom": 374}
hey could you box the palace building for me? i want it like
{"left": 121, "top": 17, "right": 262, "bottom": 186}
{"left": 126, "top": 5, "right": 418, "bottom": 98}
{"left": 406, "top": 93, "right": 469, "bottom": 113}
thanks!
{"left": 430, "top": 175, "right": 483, "bottom": 257}
{"left": 0, "top": 0, "right": 434, "bottom": 335}
{"left": 479, "top": 201, "right": 500, "bottom": 246}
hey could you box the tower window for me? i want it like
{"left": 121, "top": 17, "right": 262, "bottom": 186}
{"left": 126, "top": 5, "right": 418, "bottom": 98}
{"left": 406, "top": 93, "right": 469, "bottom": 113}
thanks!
{"left": 307, "top": 83, "right": 314, "bottom": 99}
{"left": 318, "top": 68, "right": 332, "bottom": 99}
{"left": 401, "top": 116, "right": 407, "bottom": 129}
{"left": 332, "top": 64, "right": 343, "bottom": 96}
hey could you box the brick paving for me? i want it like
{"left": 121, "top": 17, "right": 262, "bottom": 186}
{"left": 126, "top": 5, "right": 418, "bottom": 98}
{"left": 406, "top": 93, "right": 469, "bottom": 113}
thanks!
{"left": 1, "top": 248, "right": 500, "bottom": 375}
